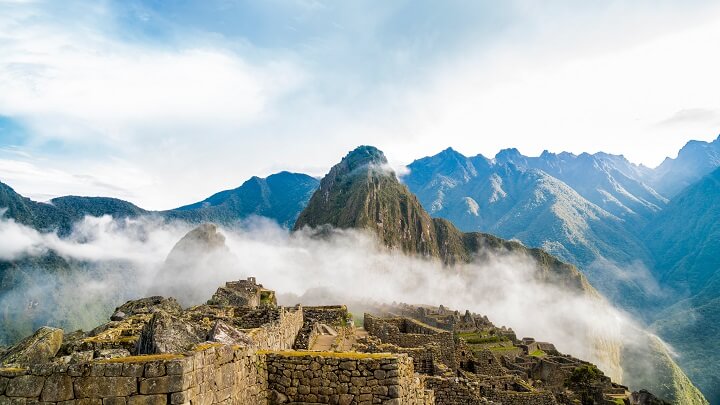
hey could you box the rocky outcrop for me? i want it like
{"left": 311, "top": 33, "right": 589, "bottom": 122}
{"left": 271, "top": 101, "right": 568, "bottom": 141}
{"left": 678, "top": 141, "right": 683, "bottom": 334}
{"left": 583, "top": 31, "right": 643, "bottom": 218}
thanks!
{"left": 112, "top": 296, "right": 183, "bottom": 321}
{"left": 631, "top": 389, "right": 672, "bottom": 405}
{"left": 0, "top": 326, "right": 63, "bottom": 366}
{"left": 150, "top": 223, "right": 239, "bottom": 306}
{"left": 135, "top": 311, "right": 205, "bottom": 355}
{"left": 208, "top": 278, "right": 276, "bottom": 308}
{"left": 207, "top": 320, "right": 253, "bottom": 346}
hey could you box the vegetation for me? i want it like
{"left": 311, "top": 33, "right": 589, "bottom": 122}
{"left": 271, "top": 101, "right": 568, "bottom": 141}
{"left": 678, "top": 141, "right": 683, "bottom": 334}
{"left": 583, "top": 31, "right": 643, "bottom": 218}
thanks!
{"left": 96, "top": 353, "right": 185, "bottom": 363}
{"left": 258, "top": 350, "right": 395, "bottom": 359}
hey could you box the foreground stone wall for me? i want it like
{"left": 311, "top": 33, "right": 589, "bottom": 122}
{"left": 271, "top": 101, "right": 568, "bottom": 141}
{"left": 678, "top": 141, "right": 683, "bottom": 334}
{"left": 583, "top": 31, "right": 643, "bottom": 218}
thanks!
{"left": 2, "top": 308, "right": 441, "bottom": 405}
{"left": 0, "top": 345, "right": 267, "bottom": 405}
{"left": 0, "top": 306, "right": 304, "bottom": 404}
{"left": 265, "top": 352, "right": 434, "bottom": 405}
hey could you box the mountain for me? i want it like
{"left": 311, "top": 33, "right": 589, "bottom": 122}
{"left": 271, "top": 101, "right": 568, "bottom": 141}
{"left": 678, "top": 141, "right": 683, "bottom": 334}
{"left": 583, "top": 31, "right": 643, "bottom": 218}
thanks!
{"left": 0, "top": 172, "right": 319, "bottom": 232}
{"left": 168, "top": 171, "right": 319, "bottom": 228}
{"left": 151, "top": 223, "right": 239, "bottom": 306}
{"left": 643, "top": 167, "right": 720, "bottom": 403}
{"left": 0, "top": 251, "right": 137, "bottom": 346}
{"left": 493, "top": 148, "right": 666, "bottom": 220}
{"left": 644, "top": 166, "right": 720, "bottom": 293}
{"left": 403, "top": 148, "right": 657, "bottom": 312}
{"left": 0, "top": 180, "right": 151, "bottom": 236}
{"left": 294, "top": 146, "right": 593, "bottom": 293}
{"left": 652, "top": 135, "right": 720, "bottom": 198}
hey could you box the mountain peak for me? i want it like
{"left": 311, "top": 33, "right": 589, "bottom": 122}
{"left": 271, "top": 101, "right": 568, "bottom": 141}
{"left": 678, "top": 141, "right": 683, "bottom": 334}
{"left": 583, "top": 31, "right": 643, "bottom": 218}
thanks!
{"left": 494, "top": 148, "right": 525, "bottom": 165}
{"left": 341, "top": 145, "right": 388, "bottom": 171}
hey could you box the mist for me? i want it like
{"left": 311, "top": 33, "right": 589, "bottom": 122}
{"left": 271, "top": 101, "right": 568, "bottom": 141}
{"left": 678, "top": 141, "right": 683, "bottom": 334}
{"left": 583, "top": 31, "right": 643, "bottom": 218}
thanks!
{"left": 0, "top": 214, "right": 673, "bottom": 389}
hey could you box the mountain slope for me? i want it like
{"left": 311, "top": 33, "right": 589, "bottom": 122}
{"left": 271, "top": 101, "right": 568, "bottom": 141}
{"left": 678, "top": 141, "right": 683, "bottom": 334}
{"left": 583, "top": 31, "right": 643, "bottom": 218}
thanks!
{"left": 0, "top": 181, "right": 74, "bottom": 234}
{"left": 0, "top": 172, "right": 319, "bottom": 231}
{"left": 652, "top": 135, "right": 720, "bottom": 198}
{"left": 493, "top": 148, "right": 666, "bottom": 220}
{"left": 643, "top": 167, "right": 720, "bottom": 404}
{"left": 403, "top": 148, "right": 656, "bottom": 312}
{"left": 643, "top": 167, "right": 720, "bottom": 293}
{"left": 167, "top": 171, "right": 319, "bottom": 227}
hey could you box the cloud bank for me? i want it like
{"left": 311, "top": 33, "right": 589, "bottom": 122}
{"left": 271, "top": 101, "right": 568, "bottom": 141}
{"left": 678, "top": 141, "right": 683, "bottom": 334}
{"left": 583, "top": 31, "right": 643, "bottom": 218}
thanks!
{"left": 0, "top": 213, "right": 659, "bottom": 385}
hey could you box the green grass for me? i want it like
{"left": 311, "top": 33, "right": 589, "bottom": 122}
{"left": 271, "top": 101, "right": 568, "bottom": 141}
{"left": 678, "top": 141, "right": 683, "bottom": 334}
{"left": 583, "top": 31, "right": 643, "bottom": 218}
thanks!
{"left": 457, "top": 331, "right": 507, "bottom": 345}
{"left": 529, "top": 349, "right": 546, "bottom": 357}
{"left": 485, "top": 345, "right": 519, "bottom": 353}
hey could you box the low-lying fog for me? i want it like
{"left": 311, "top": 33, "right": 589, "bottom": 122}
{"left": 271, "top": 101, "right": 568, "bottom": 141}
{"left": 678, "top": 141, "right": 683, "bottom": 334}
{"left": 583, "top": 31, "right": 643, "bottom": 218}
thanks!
{"left": 0, "top": 214, "right": 673, "bottom": 390}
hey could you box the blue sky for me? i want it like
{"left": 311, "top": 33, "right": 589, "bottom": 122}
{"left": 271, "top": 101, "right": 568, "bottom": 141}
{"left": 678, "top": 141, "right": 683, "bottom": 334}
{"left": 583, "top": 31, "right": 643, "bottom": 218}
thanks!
{"left": 1, "top": 0, "right": 719, "bottom": 208}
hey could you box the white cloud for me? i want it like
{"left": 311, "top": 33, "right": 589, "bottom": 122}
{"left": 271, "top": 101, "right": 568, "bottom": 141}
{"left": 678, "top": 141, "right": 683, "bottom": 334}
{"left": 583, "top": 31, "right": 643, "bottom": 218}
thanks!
{"left": 0, "top": 158, "right": 149, "bottom": 202}
{"left": 0, "top": 2, "right": 304, "bottom": 143}
{"left": 386, "top": 5, "right": 720, "bottom": 168}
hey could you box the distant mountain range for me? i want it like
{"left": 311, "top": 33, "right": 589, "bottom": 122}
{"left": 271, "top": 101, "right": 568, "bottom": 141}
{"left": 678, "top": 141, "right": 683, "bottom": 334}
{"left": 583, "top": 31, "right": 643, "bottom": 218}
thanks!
{"left": 2, "top": 136, "right": 720, "bottom": 402}
{"left": 0, "top": 171, "right": 319, "bottom": 234}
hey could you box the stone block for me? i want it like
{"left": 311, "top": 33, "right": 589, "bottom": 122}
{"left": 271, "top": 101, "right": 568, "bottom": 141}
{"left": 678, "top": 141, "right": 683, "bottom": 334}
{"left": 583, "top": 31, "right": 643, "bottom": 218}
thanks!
{"left": 127, "top": 395, "right": 166, "bottom": 405}
{"left": 214, "top": 364, "right": 233, "bottom": 390}
{"left": 5, "top": 375, "right": 45, "bottom": 397}
{"left": 89, "top": 364, "right": 106, "bottom": 377}
{"left": 144, "top": 362, "right": 165, "bottom": 378}
{"left": 0, "top": 397, "right": 27, "bottom": 405}
{"left": 103, "top": 363, "right": 124, "bottom": 377}
{"left": 169, "top": 391, "right": 188, "bottom": 404}
{"left": 29, "top": 364, "right": 54, "bottom": 376}
{"left": 122, "top": 364, "right": 144, "bottom": 378}
{"left": 103, "top": 397, "right": 127, "bottom": 405}
{"left": 76, "top": 399, "right": 103, "bottom": 405}
{"left": 74, "top": 377, "right": 137, "bottom": 397}
{"left": 139, "top": 374, "right": 191, "bottom": 394}
{"left": 165, "top": 358, "right": 192, "bottom": 376}
{"left": 41, "top": 374, "right": 74, "bottom": 401}
{"left": 67, "top": 364, "right": 90, "bottom": 377}
{"left": 192, "top": 391, "right": 214, "bottom": 405}
{"left": 339, "top": 394, "right": 354, "bottom": 405}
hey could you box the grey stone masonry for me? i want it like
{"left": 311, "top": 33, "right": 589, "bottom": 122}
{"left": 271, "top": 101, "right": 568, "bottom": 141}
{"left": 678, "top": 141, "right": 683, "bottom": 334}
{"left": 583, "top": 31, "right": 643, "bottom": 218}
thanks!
{"left": 265, "top": 352, "right": 434, "bottom": 405}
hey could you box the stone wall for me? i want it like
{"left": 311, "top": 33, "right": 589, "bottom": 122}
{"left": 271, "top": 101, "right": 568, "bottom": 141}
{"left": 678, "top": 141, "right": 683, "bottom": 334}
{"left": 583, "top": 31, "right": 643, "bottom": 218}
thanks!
{"left": 294, "top": 306, "right": 349, "bottom": 350}
{"left": 0, "top": 346, "right": 267, "bottom": 405}
{"left": 466, "top": 349, "right": 505, "bottom": 377}
{"left": 0, "top": 306, "right": 304, "bottom": 405}
{"left": 425, "top": 376, "right": 492, "bottom": 404}
{"left": 246, "top": 307, "right": 304, "bottom": 350}
{"left": 482, "top": 389, "right": 558, "bottom": 405}
{"left": 265, "top": 352, "right": 434, "bottom": 405}
{"left": 363, "top": 315, "right": 456, "bottom": 370}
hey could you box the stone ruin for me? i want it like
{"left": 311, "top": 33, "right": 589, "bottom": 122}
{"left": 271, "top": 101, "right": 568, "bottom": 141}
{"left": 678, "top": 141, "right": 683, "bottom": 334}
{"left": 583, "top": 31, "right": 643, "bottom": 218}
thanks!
{"left": 0, "top": 277, "right": 668, "bottom": 405}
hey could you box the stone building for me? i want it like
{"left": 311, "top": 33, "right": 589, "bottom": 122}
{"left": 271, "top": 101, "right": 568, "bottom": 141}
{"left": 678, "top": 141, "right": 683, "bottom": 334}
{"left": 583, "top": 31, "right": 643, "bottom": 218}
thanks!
{"left": 0, "top": 278, "right": 647, "bottom": 404}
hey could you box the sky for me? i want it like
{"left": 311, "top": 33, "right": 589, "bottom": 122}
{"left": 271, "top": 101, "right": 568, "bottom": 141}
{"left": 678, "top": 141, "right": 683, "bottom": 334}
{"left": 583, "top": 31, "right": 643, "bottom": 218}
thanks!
{"left": 0, "top": 0, "right": 719, "bottom": 209}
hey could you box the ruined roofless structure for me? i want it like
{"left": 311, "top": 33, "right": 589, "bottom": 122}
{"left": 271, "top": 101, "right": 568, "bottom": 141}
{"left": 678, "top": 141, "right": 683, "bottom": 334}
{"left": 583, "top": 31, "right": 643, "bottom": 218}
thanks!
{"left": 0, "top": 277, "right": 664, "bottom": 405}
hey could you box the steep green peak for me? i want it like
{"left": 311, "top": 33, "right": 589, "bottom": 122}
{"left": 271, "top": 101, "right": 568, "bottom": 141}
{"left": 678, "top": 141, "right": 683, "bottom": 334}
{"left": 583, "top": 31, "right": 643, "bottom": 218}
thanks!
{"left": 341, "top": 145, "right": 388, "bottom": 173}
